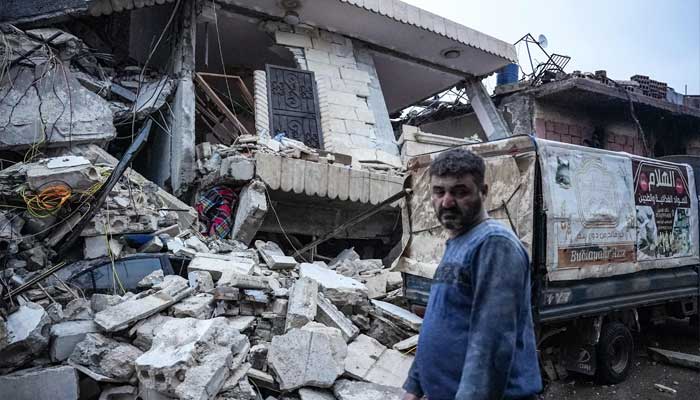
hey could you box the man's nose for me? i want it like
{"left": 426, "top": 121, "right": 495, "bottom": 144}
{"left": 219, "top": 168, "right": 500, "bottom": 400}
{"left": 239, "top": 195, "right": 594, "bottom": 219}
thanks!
{"left": 441, "top": 193, "right": 456, "bottom": 208}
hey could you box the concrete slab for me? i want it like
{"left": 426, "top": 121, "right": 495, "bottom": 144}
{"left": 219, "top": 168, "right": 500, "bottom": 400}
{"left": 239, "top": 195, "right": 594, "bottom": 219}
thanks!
{"left": 371, "top": 300, "right": 422, "bottom": 331}
{"left": 333, "top": 379, "right": 403, "bottom": 400}
{"left": 49, "top": 320, "right": 100, "bottom": 362}
{"left": 231, "top": 181, "right": 268, "bottom": 245}
{"left": 69, "top": 333, "right": 143, "bottom": 381}
{"left": 170, "top": 293, "right": 213, "bottom": 319}
{"left": 0, "top": 302, "right": 50, "bottom": 368}
{"left": 286, "top": 277, "right": 319, "bottom": 331}
{"left": 187, "top": 253, "right": 256, "bottom": 284}
{"left": 94, "top": 276, "right": 193, "bottom": 332}
{"left": 299, "top": 263, "right": 368, "bottom": 306}
{"left": 0, "top": 366, "right": 79, "bottom": 400}
{"left": 299, "top": 387, "right": 336, "bottom": 400}
{"left": 316, "top": 293, "right": 359, "bottom": 342}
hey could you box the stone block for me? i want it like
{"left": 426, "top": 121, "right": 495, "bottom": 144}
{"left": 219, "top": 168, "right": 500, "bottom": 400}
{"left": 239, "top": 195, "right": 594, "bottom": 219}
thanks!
{"left": 0, "top": 366, "right": 79, "bottom": 400}
{"left": 285, "top": 277, "right": 319, "bottom": 331}
{"left": 0, "top": 302, "right": 50, "bottom": 368}
{"left": 136, "top": 317, "right": 249, "bottom": 400}
{"left": 138, "top": 269, "right": 165, "bottom": 289}
{"left": 129, "top": 314, "right": 176, "bottom": 352}
{"left": 354, "top": 107, "right": 376, "bottom": 123}
{"left": 170, "top": 293, "right": 213, "bottom": 319}
{"left": 91, "top": 294, "right": 123, "bottom": 313}
{"left": 221, "top": 156, "right": 255, "bottom": 182}
{"left": 84, "top": 235, "right": 123, "bottom": 259}
{"left": 315, "top": 293, "right": 359, "bottom": 342}
{"left": 256, "top": 241, "right": 297, "bottom": 270}
{"left": 304, "top": 48, "right": 331, "bottom": 63}
{"left": 363, "top": 348, "right": 413, "bottom": 388}
{"left": 306, "top": 61, "right": 341, "bottom": 78}
{"left": 327, "top": 91, "right": 362, "bottom": 108}
{"left": 299, "top": 387, "right": 336, "bottom": 400}
{"left": 299, "top": 263, "right": 368, "bottom": 306}
{"left": 25, "top": 157, "right": 101, "bottom": 192}
{"left": 231, "top": 181, "right": 268, "bottom": 246}
{"left": 274, "top": 31, "right": 313, "bottom": 48}
{"left": 64, "top": 298, "right": 94, "bottom": 321}
{"left": 94, "top": 276, "right": 193, "bottom": 332}
{"left": 188, "top": 253, "right": 256, "bottom": 283}
{"left": 326, "top": 104, "right": 358, "bottom": 120}
{"left": 371, "top": 300, "right": 422, "bottom": 331}
{"left": 363, "top": 272, "right": 388, "bottom": 299}
{"left": 333, "top": 379, "right": 403, "bottom": 400}
{"left": 49, "top": 320, "right": 100, "bottom": 362}
{"left": 69, "top": 333, "right": 143, "bottom": 381}
{"left": 267, "top": 326, "right": 347, "bottom": 391}
{"left": 340, "top": 68, "right": 371, "bottom": 83}
{"left": 344, "top": 334, "right": 386, "bottom": 380}
{"left": 188, "top": 270, "right": 215, "bottom": 293}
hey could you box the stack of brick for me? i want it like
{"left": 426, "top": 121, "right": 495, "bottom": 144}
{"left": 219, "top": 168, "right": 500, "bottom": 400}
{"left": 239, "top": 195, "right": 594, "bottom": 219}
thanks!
{"left": 535, "top": 118, "right": 644, "bottom": 155}
{"left": 264, "top": 22, "right": 400, "bottom": 163}
{"left": 631, "top": 75, "right": 668, "bottom": 100}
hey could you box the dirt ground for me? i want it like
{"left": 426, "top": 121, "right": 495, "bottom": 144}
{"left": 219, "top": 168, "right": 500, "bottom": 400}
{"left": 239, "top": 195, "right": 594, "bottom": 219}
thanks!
{"left": 540, "top": 319, "right": 700, "bottom": 400}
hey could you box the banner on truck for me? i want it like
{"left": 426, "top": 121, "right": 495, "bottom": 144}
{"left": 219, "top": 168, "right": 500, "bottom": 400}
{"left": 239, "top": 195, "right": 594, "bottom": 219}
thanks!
{"left": 633, "top": 160, "right": 693, "bottom": 260}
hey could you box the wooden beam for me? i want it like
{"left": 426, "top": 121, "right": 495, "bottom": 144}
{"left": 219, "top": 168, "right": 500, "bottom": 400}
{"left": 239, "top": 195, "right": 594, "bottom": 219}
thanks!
{"left": 194, "top": 72, "right": 250, "bottom": 136}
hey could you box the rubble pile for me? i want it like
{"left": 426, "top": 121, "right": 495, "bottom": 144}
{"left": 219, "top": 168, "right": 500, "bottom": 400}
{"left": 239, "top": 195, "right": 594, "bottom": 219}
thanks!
{"left": 0, "top": 25, "right": 415, "bottom": 400}
{"left": 0, "top": 225, "right": 419, "bottom": 399}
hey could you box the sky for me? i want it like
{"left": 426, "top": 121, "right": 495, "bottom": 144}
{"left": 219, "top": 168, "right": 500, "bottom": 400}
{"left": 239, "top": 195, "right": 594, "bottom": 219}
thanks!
{"left": 402, "top": 0, "right": 700, "bottom": 94}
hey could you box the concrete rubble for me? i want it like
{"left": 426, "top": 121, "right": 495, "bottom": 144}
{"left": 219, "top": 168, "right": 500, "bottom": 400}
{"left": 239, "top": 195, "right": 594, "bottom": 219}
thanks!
{"left": 0, "top": 21, "right": 413, "bottom": 400}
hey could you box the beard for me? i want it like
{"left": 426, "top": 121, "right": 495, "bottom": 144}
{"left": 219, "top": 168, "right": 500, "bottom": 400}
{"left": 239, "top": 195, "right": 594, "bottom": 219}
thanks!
{"left": 437, "top": 200, "right": 482, "bottom": 232}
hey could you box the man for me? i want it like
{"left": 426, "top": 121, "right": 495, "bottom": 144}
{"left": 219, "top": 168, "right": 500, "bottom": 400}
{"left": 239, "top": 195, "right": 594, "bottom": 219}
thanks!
{"left": 402, "top": 148, "right": 541, "bottom": 400}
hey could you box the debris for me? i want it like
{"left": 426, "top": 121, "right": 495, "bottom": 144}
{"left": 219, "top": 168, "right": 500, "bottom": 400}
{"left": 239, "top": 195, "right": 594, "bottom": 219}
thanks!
{"left": 0, "top": 366, "right": 79, "bottom": 400}
{"left": 267, "top": 325, "right": 347, "bottom": 390}
{"left": 136, "top": 317, "right": 249, "bottom": 400}
{"left": 328, "top": 248, "right": 361, "bottom": 269}
{"left": 98, "top": 385, "right": 138, "bottom": 400}
{"left": 344, "top": 334, "right": 413, "bottom": 387}
{"left": 69, "top": 333, "right": 143, "bottom": 381}
{"left": 63, "top": 298, "right": 94, "bottom": 321}
{"left": 315, "top": 292, "right": 359, "bottom": 342}
{"left": 299, "top": 387, "right": 336, "bottom": 400}
{"left": 170, "top": 293, "right": 214, "bottom": 319}
{"left": 188, "top": 253, "right": 255, "bottom": 284}
{"left": 371, "top": 300, "right": 422, "bottom": 331}
{"left": 654, "top": 383, "right": 677, "bottom": 395}
{"left": 94, "top": 276, "right": 193, "bottom": 332}
{"left": 188, "top": 270, "right": 215, "bottom": 293}
{"left": 648, "top": 347, "right": 700, "bottom": 370}
{"left": 333, "top": 379, "right": 404, "bottom": 400}
{"left": 230, "top": 181, "right": 268, "bottom": 245}
{"left": 0, "top": 302, "right": 51, "bottom": 369}
{"left": 285, "top": 277, "right": 319, "bottom": 331}
{"left": 137, "top": 269, "right": 165, "bottom": 289}
{"left": 49, "top": 320, "right": 100, "bottom": 362}
{"left": 84, "top": 236, "right": 124, "bottom": 259}
{"left": 392, "top": 334, "right": 419, "bottom": 352}
{"left": 257, "top": 241, "right": 298, "bottom": 270}
{"left": 299, "top": 263, "right": 368, "bottom": 307}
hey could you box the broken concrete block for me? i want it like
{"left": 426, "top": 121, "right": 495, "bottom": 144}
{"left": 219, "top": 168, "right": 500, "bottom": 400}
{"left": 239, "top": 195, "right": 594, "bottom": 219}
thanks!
{"left": 344, "top": 334, "right": 386, "bottom": 380}
{"left": 231, "top": 181, "right": 268, "bottom": 245}
{"left": 94, "top": 276, "right": 192, "bottom": 332}
{"left": 69, "top": 333, "right": 143, "bottom": 381}
{"left": 299, "top": 263, "right": 368, "bottom": 306}
{"left": 371, "top": 300, "right": 422, "bottom": 331}
{"left": 333, "top": 379, "right": 403, "bottom": 400}
{"left": 138, "top": 269, "right": 165, "bottom": 289}
{"left": 188, "top": 253, "right": 256, "bottom": 284}
{"left": 221, "top": 155, "right": 255, "bottom": 181}
{"left": 0, "top": 366, "right": 79, "bottom": 400}
{"left": 91, "top": 294, "right": 124, "bottom": 313}
{"left": 286, "top": 277, "right": 319, "bottom": 331}
{"left": 20, "top": 246, "right": 49, "bottom": 271}
{"left": 64, "top": 298, "right": 94, "bottom": 321}
{"left": 185, "top": 236, "right": 210, "bottom": 253}
{"left": 362, "top": 272, "right": 388, "bottom": 299}
{"left": 267, "top": 326, "right": 347, "bottom": 391}
{"left": 328, "top": 248, "right": 360, "bottom": 269}
{"left": 98, "top": 385, "right": 138, "bottom": 400}
{"left": 392, "top": 334, "right": 419, "bottom": 352}
{"left": 188, "top": 270, "right": 215, "bottom": 293}
{"left": 249, "top": 343, "right": 269, "bottom": 370}
{"left": 386, "top": 271, "right": 403, "bottom": 291}
{"left": 0, "top": 302, "right": 50, "bottom": 368}
{"left": 129, "top": 314, "right": 176, "bottom": 352}
{"left": 316, "top": 293, "right": 359, "bottom": 342}
{"left": 25, "top": 157, "right": 102, "bottom": 192}
{"left": 336, "top": 259, "right": 383, "bottom": 277}
{"left": 219, "top": 273, "right": 270, "bottom": 290}
{"left": 139, "top": 236, "right": 164, "bottom": 253}
{"left": 49, "top": 320, "right": 100, "bottom": 362}
{"left": 170, "top": 293, "right": 213, "bottom": 319}
{"left": 256, "top": 241, "right": 297, "bottom": 270}
{"left": 227, "top": 316, "right": 256, "bottom": 332}
{"left": 299, "top": 388, "right": 336, "bottom": 400}
{"left": 84, "top": 235, "right": 123, "bottom": 259}
{"left": 136, "top": 317, "right": 249, "bottom": 400}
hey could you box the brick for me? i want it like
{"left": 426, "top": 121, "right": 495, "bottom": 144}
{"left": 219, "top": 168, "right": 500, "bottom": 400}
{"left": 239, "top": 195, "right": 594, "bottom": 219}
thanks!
{"left": 553, "top": 122, "right": 569, "bottom": 135}
{"left": 534, "top": 118, "right": 546, "bottom": 137}
{"left": 340, "top": 68, "right": 371, "bottom": 83}
{"left": 327, "top": 91, "right": 362, "bottom": 107}
{"left": 275, "top": 31, "right": 313, "bottom": 48}
{"left": 544, "top": 120, "right": 556, "bottom": 133}
{"left": 547, "top": 132, "right": 561, "bottom": 142}
{"left": 304, "top": 48, "right": 331, "bottom": 63}
{"left": 306, "top": 61, "right": 340, "bottom": 78}
{"left": 570, "top": 135, "right": 582, "bottom": 145}
{"left": 617, "top": 135, "right": 629, "bottom": 146}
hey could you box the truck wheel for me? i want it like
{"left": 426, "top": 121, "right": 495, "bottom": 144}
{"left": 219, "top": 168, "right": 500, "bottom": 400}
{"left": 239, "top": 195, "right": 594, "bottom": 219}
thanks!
{"left": 596, "top": 322, "right": 633, "bottom": 384}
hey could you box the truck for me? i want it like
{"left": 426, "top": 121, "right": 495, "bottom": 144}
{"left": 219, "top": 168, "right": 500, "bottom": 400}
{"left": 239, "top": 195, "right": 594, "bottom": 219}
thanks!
{"left": 395, "top": 135, "right": 700, "bottom": 384}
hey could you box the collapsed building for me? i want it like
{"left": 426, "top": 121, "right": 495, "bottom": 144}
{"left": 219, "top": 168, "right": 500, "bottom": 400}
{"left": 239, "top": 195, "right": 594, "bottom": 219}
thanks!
{"left": 0, "top": 1, "right": 519, "bottom": 399}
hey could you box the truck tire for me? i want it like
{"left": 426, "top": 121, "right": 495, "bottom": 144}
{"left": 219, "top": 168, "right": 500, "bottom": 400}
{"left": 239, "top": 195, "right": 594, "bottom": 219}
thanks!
{"left": 596, "top": 322, "right": 633, "bottom": 384}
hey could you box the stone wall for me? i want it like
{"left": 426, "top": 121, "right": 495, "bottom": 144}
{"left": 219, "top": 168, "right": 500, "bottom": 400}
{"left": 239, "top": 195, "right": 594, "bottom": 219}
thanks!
{"left": 262, "top": 22, "right": 399, "bottom": 159}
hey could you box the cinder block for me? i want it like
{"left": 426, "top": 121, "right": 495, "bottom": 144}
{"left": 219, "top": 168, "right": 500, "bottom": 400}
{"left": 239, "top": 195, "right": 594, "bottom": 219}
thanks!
{"left": 275, "top": 31, "right": 313, "bottom": 48}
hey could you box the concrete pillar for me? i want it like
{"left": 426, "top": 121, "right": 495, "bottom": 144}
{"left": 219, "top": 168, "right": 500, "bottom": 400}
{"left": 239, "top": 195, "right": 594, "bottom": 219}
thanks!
{"left": 167, "top": 0, "right": 197, "bottom": 195}
{"left": 463, "top": 78, "right": 511, "bottom": 141}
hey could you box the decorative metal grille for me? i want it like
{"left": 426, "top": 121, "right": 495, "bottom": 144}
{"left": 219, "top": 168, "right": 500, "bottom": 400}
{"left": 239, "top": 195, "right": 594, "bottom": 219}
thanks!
{"left": 266, "top": 65, "right": 323, "bottom": 149}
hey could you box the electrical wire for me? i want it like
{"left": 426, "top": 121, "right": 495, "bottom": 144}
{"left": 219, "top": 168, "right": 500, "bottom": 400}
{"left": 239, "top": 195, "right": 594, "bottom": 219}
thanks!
{"left": 262, "top": 185, "right": 308, "bottom": 263}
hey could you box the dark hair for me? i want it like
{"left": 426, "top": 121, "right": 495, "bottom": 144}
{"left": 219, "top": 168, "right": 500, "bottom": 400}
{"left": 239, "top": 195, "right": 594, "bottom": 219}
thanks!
{"left": 429, "top": 148, "right": 485, "bottom": 185}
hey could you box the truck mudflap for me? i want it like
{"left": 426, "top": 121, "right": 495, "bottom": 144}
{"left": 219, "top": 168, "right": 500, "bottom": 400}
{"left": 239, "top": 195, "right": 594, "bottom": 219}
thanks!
{"left": 538, "top": 266, "right": 700, "bottom": 323}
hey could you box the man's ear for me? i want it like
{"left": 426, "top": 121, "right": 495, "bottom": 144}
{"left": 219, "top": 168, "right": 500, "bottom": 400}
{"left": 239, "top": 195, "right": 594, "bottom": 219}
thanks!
{"left": 480, "top": 183, "right": 489, "bottom": 198}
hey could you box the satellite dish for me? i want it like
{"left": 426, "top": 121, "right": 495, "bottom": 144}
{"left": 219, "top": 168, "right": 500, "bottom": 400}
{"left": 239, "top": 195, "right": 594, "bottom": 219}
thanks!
{"left": 538, "top": 34, "right": 548, "bottom": 49}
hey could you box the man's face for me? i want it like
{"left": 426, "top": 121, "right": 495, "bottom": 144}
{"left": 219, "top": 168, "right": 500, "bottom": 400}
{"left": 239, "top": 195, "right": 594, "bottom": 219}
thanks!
{"left": 431, "top": 174, "right": 487, "bottom": 233}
